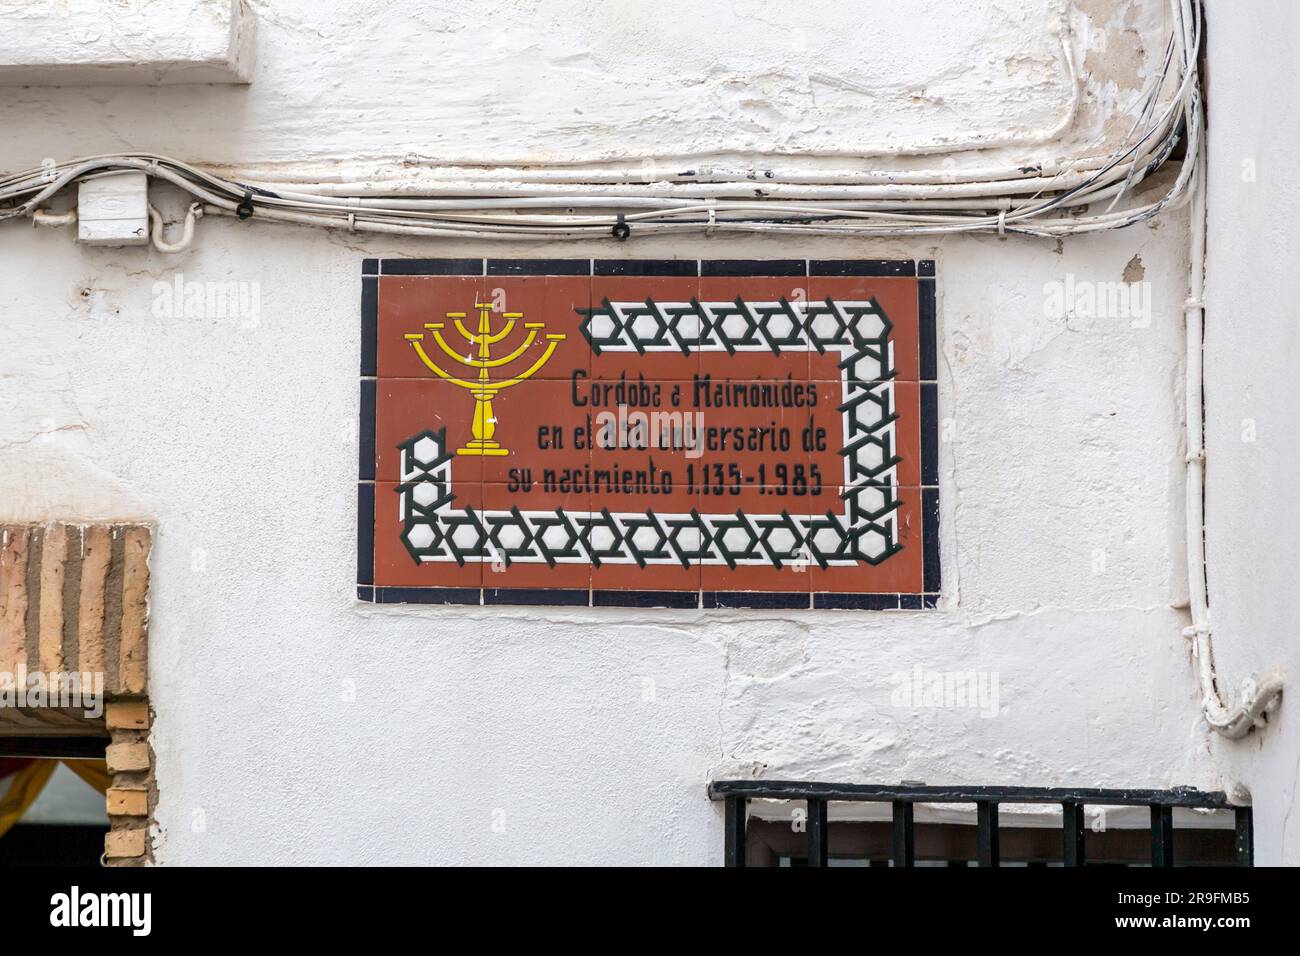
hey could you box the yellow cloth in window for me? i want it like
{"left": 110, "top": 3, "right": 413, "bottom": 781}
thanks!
{"left": 0, "top": 759, "right": 111, "bottom": 840}
{"left": 0, "top": 761, "right": 56, "bottom": 839}
{"left": 61, "top": 759, "right": 112, "bottom": 795}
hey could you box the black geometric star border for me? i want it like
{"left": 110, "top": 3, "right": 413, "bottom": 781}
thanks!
{"left": 393, "top": 425, "right": 903, "bottom": 570}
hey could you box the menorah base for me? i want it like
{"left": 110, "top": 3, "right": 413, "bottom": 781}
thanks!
{"left": 456, "top": 440, "right": 509, "bottom": 457}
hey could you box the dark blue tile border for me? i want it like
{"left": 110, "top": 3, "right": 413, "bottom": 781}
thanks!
{"left": 376, "top": 586, "right": 482, "bottom": 605}
{"left": 357, "top": 587, "right": 940, "bottom": 609}
{"left": 487, "top": 259, "right": 591, "bottom": 276}
{"left": 811, "top": 259, "right": 916, "bottom": 277}
{"left": 919, "top": 269, "right": 940, "bottom": 603}
{"left": 362, "top": 258, "right": 379, "bottom": 276}
{"left": 357, "top": 268, "right": 376, "bottom": 595}
{"left": 360, "top": 275, "right": 377, "bottom": 377}
{"left": 356, "top": 483, "right": 374, "bottom": 587}
{"left": 484, "top": 588, "right": 589, "bottom": 606}
{"left": 594, "top": 590, "right": 699, "bottom": 609}
{"left": 814, "top": 592, "right": 900, "bottom": 610}
{"left": 594, "top": 259, "right": 698, "bottom": 277}
{"left": 381, "top": 259, "right": 484, "bottom": 276}
{"left": 918, "top": 259, "right": 936, "bottom": 277}
{"left": 701, "top": 259, "right": 806, "bottom": 277}
{"left": 922, "top": 488, "right": 941, "bottom": 595}
{"left": 920, "top": 382, "right": 938, "bottom": 487}
{"left": 358, "top": 378, "right": 376, "bottom": 482}
{"left": 919, "top": 277, "right": 937, "bottom": 381}
{"left": 703, "top": 591, "right": 811, "bottom": 610}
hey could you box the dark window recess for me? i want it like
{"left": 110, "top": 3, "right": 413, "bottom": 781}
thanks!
{"left": 0, "top": 825, "right": 109, "bottom": 867}
{"left": 708, "top": 781, "right": 1251, "bottom": 868}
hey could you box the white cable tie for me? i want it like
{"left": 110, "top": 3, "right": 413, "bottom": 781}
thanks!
{"left": 1186, "top": 450, "right": 1205, "bottom": 464}
{"left": 1185, "top": 296, "right": 1204, "bottom": 309}
{"left": 348, "top": 212, "right": 356, "bottom": 232}
{"left": 706, "top": 200, "right": 717, "bottom": 235}
{"left": 997, "top": 208, "right": 1006, "bottom": 237}
{"left": 1182, "top": 624, "right": 1211, "bottom": 639}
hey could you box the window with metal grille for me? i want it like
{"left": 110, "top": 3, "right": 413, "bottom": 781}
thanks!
{"left": 708, "top": 782, "right": 1251, "bottom": 867}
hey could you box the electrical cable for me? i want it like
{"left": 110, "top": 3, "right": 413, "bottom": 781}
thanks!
{"left": 0, "top": 0, "right": 1200, "bottom": 242}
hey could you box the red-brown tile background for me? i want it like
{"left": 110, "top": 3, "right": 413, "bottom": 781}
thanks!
{"left": 366, "top": 267, "right": 927, "bottom": 598}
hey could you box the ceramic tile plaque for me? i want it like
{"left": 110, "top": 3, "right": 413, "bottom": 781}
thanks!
{"left": 357, "top": 259, "right": 938, "bottom": 609}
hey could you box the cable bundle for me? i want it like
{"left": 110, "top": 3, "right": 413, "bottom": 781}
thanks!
{"left": 0, "top": 0, "right": 1199, "bottom": 242}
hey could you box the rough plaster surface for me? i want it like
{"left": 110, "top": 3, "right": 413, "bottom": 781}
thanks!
{"left": 0, "top": 0, "right": 1163, "bottom": 175}
{"left": 0, "top": 0, "right": 1269, "bottom": 864}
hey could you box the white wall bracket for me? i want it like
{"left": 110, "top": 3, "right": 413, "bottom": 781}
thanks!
{"left": 0, "top": 0, "right": 254, "bottom": 86}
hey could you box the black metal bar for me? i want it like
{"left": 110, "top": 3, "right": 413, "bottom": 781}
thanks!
{"left": 891, "top": 800, "right": 915, "bottom": 867}
{"left": 1151, "top": 805, "right": 1175, "bottom": 867}
{"left": 976, "top": 802, "right": 999, "bottom": 867}
{"left": 706, "top": 780, "right": 1232, "bottom": 809}
{"left": 724, "top": 796, "right": 747, "bottom": 868}
{"left": 0, "top": 736, "right": 108, "bottom": 759}
{"left": 807, "top": 798, "right": 829, "bottom": 867}
{"left": 1234, "top": 806, "right": 1253, "bottom": 867}
{"left": 1062, "top": 802, "right": 1086, "bottom": 867}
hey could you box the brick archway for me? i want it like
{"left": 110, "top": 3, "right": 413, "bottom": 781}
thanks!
{"left": 0, "top": 522, "right": 154, "bottom": 865}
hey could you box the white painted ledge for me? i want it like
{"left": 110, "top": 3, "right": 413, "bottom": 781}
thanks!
{"left": 0, "top": 0, "right": 254, "bottom": 86}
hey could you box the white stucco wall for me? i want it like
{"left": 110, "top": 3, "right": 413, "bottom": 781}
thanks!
{"left": 2, "top": 0, "right": 1283, "bottom": 865}
{"left": 1202, "top": 0, "right": 1299, "bottom": 867}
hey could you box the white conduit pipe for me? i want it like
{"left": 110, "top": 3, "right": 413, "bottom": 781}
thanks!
{"left": 32, "top": 208, "right": 76, "bottom": 227}
{"left": 147, "top": 202, "right": 201, "bottom": 253}
{"left": 0, "top": 152, "right": 1106, "bottom": 189}
{"left": 238, "top": 165, "right": 1145, "bottom": 203}
{"left": 1183, "top": 132, "right": 1284, "bottom": 738}
{"left": 231, "top": 154, "right": 1105, "bottom": 186}
{"left": 247, "top": 162, "right": 1076, "bottom": 188}
{"left": 2, "top": 157, "right": 1149, "bottom": 205}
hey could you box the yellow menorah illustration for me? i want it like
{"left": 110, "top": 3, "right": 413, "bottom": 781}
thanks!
{"left": 404, "top": 302, "right": 566, "bottom": 456}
